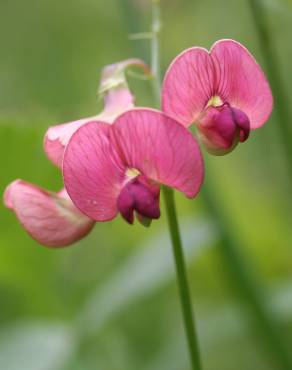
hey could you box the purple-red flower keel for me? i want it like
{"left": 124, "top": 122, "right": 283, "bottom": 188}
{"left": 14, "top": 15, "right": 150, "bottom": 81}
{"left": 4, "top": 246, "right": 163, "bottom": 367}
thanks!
{"left": 4, "top": 180, "right": 94, "bottom": 247}
{"left": 162, "top": 39, "right": 273, "bottom": 154}
{"left": 231, "top": 106, "right": 250, "bottom": 142}
{"left": 197, "top": 103, "right": 250, "bottom": 155}
{"left": 44, "top": 59, "right": 150, "bottom": 168}
{"left": 63, "top": 108, "right": 204, "bottom": 223}
{"left": 117, "top": 175, "right": 160, "bottom": 224}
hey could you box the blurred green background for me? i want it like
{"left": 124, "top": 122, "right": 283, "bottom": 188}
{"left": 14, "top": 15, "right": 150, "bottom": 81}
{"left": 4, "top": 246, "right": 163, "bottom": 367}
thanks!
{"left": 1, "top": 0, "right": 292, "bottom": 369}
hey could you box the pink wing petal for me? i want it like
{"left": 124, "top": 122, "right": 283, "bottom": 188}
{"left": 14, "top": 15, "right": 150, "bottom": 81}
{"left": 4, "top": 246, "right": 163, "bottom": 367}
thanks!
{"left": 3, "top": 180, "right": 94, "bottom": 247}
{"left": 112, "top": 109, "right": 204, "bottom": 198}
{"left": 210, "top": 39, "right": 273, "bottom": 129}
{"left": 44, "top": 59, "right": 150, "bottom": 168}
{"left": 44, "top": 117, "right": 97, "bottom": 168}
{"left": 162, "top": 47, "right": 215, "bottom": 127}
{"left": 63, "top": 121, "right": 126, "bottom": 221}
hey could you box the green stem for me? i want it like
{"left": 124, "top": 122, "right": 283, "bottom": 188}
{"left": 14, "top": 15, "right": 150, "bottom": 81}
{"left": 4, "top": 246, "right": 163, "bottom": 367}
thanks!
{"left": 244, "top": 3, "right": 292, "bottom": 362}
{"left": 118, "top": 0, "right": 148, "bottom": 61}
{"left": 163, "top": 187, "right": 202, "bottom": 370}
{"left": 248, "top": 0, "right": 292, "bottom": 182}
{"left": 151, "top": 1, "right": 202, "bottom": 369}
{"left": 202, "top": 181, "right": 292, "bottom": 370}
{"left": 151, "top": 0, "right": 161, "bottom": 107}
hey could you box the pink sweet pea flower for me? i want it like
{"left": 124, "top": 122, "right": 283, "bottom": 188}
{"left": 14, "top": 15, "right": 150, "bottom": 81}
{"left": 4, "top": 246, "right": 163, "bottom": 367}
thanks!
{"left": 63, "top": 108, "right": 204, "bottom": 224}
{"left": 4, "top": 180, "right": 94, "bottom": 247}
{"left": 4, "top": 59, "right": 150, "bottom": 247}
{"left": 162, "top": 39, "right": 273, "bottom": 155}
{"left": 44, "top": 59, "right": 150, "bottom": 168}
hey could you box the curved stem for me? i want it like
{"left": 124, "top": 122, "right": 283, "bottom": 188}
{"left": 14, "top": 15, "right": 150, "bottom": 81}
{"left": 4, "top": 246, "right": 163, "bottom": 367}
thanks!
{"left": 151, "top": 2, "right": 202, "bottom": 369}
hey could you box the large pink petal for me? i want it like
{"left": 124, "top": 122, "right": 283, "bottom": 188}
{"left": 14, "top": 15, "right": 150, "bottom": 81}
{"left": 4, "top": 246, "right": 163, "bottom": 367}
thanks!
{"left": 63, "top": 122, "right": 126, "bottom": 221}
{"left": 210, "top": 39, "right": 273, "bottom": 129}
{"left": 162, "top": 47, "right": 215, "bottom": 127}
{"left": 44, "top": 59, "right": 150, "bottom": 168}
{"left": 112, "top": 109, "right": 204, "bottom": 198}
{"left": 162, "top": 40, "right": 273, "bottom": 130}
{"left": 3, "top": 180, "right": 94, "bottom": 247}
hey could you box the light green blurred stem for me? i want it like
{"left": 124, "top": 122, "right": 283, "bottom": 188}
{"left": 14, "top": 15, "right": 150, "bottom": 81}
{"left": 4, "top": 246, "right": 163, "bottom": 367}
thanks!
{"left": 150, "top": 0, "right": 161, "bottom": 108}
{"left": 202, "top": 181, "right": 292, "bottom": 370}
{"left": 151, "top": 1, "right": 202, "bottom": 369}
{"left": 118, "top": 0, "right": 148, "bottom": 61}
{"left": 248, "top": 0, "right": 292, "bottom": 183}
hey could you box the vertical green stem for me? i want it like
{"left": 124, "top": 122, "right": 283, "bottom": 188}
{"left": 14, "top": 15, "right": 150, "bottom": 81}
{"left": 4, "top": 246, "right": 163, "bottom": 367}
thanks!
{"left": 151, "top": 0, "right": 161, "bottom": 107}
{"left": 202, "top": 182, "right": 292, "bottom": 370}
{"left": 243, "top": 4, "right": 292, "bottom": 363}
{"left": 118, "top": 0, "right": 148, "bottom": 61}
{"left": 151, "top": 1, "right": 202, "bottom": 369}
{"left": 163, "top": 187, "right": 202, "bottom": 370}
{"left": 248, "top": 0, "right": 292, "bottom": 181}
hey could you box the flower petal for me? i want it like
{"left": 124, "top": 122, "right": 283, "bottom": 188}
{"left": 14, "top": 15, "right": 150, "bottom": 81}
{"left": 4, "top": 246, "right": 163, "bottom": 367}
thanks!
{"left": 63, "top": 122, "right": 126, "bottom": 221}
{"left": 210, "top": 39, "right": 273, "bottom": 129}
{"left": 3, "top": 180, "right": 95, "bottom": 247}
{"left": 44, "top": 117, "right": 97, "bottom": 168}
{"left": 162, "top": 47, "right": 215, "bottom": 127}
{"left": 112, "top": 109, "right": 204, "bottom": 198}
{"left": 162, "top": 40, "right": 273, "bottom": 130}
{"left": 44, "top": 58, "right": 150, "bottom": 168}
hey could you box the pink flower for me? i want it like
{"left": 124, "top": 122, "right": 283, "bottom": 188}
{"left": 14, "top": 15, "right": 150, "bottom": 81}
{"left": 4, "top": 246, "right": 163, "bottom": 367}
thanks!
{"left": 44, "top": 59, "right": 150, "bottom": 168}
{"left": 63, "top": 108, "right": 204, "bottom": 224}
{"left": 4, "top": 59, "right": 150, "bottom": 247}
{"left": 162, "top": 39, "right": 273, "bottom": 155}
{"left": 4, "top": 180, "right": 94, "bottom": 247}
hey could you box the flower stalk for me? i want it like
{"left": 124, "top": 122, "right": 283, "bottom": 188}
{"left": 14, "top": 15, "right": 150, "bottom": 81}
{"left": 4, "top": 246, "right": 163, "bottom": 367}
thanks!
{"left": 151, "top": 0, "right": 161, "bottom": 108}
{"left": 163, "top": 187, "right": 202, "bottom": 370}
{"left": 202, "top": 181, "right": 292, "bottom": 370}
{"left": 248, "top": 0, "right": 292, "bottom": 184}
{"left": 151, "top": 1, "right": 202, "bottom": 369}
